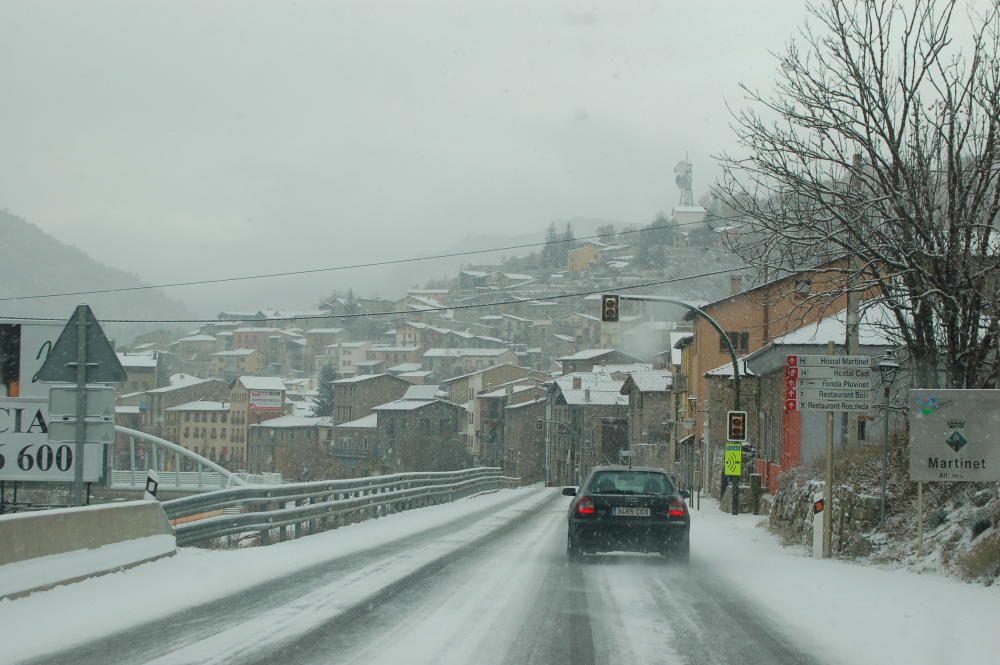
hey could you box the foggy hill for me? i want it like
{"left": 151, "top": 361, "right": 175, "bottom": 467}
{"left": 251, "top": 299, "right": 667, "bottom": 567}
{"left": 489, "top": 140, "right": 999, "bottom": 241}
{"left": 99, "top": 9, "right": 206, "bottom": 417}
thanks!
{"left": 0, "top": 208, "right": 190, "bottom": 343}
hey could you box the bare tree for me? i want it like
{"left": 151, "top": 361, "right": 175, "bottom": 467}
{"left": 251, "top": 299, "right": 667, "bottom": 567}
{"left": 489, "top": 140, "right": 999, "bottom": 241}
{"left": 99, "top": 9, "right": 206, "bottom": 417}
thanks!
{"left": 715, "top": 0, "right": 1000, "bottom": 388}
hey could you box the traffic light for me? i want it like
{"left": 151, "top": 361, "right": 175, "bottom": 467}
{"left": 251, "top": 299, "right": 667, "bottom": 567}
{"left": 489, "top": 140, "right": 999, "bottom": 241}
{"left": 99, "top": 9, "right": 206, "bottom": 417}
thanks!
{"left": 601, "top": 294, "right": 620, "bottom": 322}
{"left": 727, "top": 410, "right": 747, "bottom": 442}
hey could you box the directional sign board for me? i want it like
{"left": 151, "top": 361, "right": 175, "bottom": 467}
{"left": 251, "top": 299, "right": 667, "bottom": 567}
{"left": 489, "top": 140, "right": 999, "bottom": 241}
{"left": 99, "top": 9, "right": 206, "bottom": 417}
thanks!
{"left": 785, "top": 355, "right": 874, "bottom": 412}
{"left": 909, "top": 389, "right": 1000, "bottom": 482}
{"left": 724, "top": 442, "right": 742, "bottom": 476}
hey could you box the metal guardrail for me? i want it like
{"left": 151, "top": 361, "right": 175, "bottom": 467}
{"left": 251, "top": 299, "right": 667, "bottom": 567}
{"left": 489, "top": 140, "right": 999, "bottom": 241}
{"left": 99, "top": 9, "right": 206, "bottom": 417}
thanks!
{"left": 161, "top": 467, "right": 520, "bottom": 547}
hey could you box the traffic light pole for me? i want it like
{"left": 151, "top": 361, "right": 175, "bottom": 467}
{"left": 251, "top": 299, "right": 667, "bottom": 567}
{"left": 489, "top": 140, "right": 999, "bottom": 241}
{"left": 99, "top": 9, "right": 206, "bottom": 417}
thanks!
{"left": 613, "top": 295, "right": 742, "bottom": 513}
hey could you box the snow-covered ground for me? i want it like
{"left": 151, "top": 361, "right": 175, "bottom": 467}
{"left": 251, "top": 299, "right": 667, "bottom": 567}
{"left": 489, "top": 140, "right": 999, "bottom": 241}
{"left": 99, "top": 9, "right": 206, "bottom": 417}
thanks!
{"left": 0, "top": 486, "right": 549, "bottom": 665}
{"left": 693, "top": 498, "right": 1000, "bottom": 665}
{"left": 3, "top": 488, "right": 996, "bottom": 665}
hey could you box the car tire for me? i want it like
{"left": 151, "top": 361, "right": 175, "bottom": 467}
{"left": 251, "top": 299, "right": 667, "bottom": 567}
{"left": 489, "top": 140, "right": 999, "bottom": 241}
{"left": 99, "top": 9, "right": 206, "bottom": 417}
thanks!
{"left": 567, "top": 533, "right": 583, "bottom": 562}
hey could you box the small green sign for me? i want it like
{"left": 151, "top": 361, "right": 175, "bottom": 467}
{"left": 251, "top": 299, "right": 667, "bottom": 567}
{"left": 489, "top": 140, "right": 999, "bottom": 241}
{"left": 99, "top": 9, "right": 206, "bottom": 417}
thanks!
{"left": 724, "top": 442, "right": 742, "bottom": 477}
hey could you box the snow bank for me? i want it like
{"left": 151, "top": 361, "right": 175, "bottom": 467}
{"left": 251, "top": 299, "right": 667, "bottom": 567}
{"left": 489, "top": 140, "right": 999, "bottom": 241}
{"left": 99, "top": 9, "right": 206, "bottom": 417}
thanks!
{"left": 0, "top": 534, "right": 176, "bottom": 600}
{"left": 692, "top": 498, "right": 1000, "bottom": 665}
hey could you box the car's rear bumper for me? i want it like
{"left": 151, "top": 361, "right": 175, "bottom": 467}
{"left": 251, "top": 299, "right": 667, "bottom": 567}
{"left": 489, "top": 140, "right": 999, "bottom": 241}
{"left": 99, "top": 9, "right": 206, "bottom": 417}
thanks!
{"left": 569, "top": 518, "right": 689, "bottom": 553}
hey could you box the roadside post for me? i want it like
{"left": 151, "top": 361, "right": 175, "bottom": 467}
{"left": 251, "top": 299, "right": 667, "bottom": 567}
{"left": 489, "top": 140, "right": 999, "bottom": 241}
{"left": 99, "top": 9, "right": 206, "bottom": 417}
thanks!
{"left": 37, "top": 305, "right": 126, "bottom": 506}
{"left": 811, "top": 494, "right": 824, "bottom": 558}
{"left": 784, "top": 347, "right": 874, "bottom": 558}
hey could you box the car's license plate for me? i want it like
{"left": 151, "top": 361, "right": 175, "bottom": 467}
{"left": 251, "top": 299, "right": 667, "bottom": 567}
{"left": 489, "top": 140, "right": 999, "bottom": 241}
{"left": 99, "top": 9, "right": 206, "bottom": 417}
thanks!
{"left": 612, "top": 506, "right": 650, "bottom": 517}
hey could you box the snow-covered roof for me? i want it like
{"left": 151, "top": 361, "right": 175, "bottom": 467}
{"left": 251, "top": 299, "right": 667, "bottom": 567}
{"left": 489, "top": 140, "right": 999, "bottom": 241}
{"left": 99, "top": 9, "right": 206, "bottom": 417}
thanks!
{"left": 402, "top": 384, "right": 442, "bottom": 400}
{"left": 705, "top": 357, "right": 756, "bottom": 378}
{"left": 369, "top": 345, "right": 422, "bottom": 352}
{"left": 557, "top": 348, "right": 617, "bottom": 361}
{"left": 502, "top": 273, "right": 533, "bottom": 281}
{"left": 233, "top": 327, "right": 275, "bottom": 333}
{"left": 237, "top": 376, "right": 287, "bottom": 391}
{"left": 373, "top": 398, "right": 452, "bottom": 412}
{"left": 174, "top": 335, "right": 216, "bottom": 343}
{"left": 767, "top": 303, "right": 896, "bottom": 346}
{"left": 553, "top": 334, "right": 576, "bottom": 343}
{"left": 116, "top": 352, "right": 158, "bottom": 368}
{"left": 573, "top": 312, "right": 601, "bottom": 322}
{"left": 505, "top": 397, "right": 546, "bottom": 410}
{"left": 620, "top": 370, "right": 672, "bottom": 393}
{"left": 167, "top": 400, "right": 230, "bottom": 412}
{"left": 336, "top": 413, "right": 378, "bottom": 429}
{"left": 424, "top": 348, "right": 511, "bottom": 358}
{"left": 592, "top": 363, "right": 654, "bottom": 375}
{"left": 399, "top": 371, "right": 435, "bottom": 380}
{"left": 146, "top": 374, "right": 212, "bottom": 393}
{"left": 212, "top": 349, "right": 259, "bottom": 357}
{"left": 478, "top": 383, "right": 538, "bottom": 399}
{"left": 388, "top": 362, "right": 423, "bottom": 373}
{"left": 554, "top": 373, "right": 629, "bottom": 406}
{"left": 249, "top": 415, "right": 323, "bottom": 428}
{"left": 304, "top": 328, "right": 345, "bottom": 335}
{"left": 116, "top": 405, "right": 140, "bottom": 415}
{"left": 332, "top": 373, "right": 393, "bottom": 384}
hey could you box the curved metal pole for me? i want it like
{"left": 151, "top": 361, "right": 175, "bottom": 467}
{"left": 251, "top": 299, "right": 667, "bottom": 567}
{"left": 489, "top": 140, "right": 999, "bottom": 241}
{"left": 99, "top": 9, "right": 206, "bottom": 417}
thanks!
{"left": 615, "top": 295, "right": 740, "bottom": 409}
{"left": 115, "top": 426, "right": 246, "bottom": 486}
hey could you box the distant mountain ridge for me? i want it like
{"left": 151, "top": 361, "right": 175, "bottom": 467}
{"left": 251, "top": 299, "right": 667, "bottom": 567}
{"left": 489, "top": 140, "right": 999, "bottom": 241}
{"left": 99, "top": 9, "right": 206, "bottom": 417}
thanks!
{"left": 0, "top": 208, "right": 190, "bottom": 342}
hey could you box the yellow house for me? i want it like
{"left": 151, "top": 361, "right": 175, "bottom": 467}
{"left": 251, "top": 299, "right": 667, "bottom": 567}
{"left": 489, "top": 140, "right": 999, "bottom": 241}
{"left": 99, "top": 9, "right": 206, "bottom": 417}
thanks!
{"left": 567, "top": 243, "right": 601, "bottom": 272}
{"left": 210, "top": 348, "right": 266, "bottom": 380}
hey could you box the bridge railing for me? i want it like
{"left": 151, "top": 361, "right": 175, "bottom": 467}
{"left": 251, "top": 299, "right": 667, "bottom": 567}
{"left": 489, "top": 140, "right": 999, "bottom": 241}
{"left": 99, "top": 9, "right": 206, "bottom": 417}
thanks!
{"left": 161, "top": 467, "right": 520, "bottom": 547}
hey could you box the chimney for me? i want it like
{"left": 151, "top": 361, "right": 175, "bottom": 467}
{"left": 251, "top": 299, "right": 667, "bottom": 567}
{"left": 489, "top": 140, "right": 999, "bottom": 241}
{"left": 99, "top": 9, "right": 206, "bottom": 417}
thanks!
{"left": 584, "top": 388, "right": 591, "bottom": 402}
{"left": 572, "top": 376, "right": 582, "bottom": 390}
{"left": 730, "top": 274, "right": 743, "bottom": 295}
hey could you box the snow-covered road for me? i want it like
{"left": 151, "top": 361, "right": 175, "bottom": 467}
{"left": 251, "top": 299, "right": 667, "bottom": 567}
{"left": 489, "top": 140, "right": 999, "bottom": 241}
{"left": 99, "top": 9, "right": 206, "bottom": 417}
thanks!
{"left": 6, "top": 487, "right": 997, "bottom": 665}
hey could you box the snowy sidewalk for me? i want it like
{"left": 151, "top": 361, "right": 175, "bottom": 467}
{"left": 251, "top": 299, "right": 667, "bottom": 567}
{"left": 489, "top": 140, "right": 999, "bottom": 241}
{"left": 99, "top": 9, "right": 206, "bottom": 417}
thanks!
{"left": 690, "top": 498, "right": 1000, "bottom": 665}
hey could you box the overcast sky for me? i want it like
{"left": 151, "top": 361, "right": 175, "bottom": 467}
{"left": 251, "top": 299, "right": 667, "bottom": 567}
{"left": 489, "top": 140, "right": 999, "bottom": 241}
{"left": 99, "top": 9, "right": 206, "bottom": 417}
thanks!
{"left": 0, "top": 0, "right": 810, "bottom": 314}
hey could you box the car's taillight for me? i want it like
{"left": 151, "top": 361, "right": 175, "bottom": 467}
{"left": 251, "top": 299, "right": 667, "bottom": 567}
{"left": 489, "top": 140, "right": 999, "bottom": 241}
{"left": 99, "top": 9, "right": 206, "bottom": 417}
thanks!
{"left": 668, "top": 498, "right": 688, "bottom": 519}
{"left": 576, "top": 497, "right": 596, "bottom": 516}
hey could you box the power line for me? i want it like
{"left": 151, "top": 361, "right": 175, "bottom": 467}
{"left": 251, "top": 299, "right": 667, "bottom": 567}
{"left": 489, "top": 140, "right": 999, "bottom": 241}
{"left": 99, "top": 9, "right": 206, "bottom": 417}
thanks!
{"left": 0, "top": 217, "right": 741, "bottom": 302}
{"left": 12, "top": 266, "right": 748, "bottom": 323}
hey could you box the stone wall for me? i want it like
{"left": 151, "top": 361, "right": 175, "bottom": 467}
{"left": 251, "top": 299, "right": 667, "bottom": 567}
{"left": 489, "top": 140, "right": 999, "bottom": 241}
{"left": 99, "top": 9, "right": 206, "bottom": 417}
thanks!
{"left": 769, "top": 473, "right": 882, "bottom": 556}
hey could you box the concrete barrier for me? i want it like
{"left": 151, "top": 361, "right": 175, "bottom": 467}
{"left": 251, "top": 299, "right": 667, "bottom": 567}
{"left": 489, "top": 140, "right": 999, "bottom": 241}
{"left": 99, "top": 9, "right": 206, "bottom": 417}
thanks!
{"left": 0, "top": 500, "right": 176, "bottom": 600}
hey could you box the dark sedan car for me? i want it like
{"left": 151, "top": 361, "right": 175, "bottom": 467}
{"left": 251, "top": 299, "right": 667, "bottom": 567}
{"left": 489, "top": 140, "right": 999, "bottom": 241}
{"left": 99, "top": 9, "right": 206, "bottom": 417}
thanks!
{"left": 563, "top": 465, "right": 690, "bottom": 562}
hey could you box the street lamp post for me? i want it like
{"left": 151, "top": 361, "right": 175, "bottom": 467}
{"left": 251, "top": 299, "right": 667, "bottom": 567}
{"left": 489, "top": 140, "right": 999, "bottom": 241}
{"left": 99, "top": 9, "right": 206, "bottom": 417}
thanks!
{"left": 539, "top": 417, "right": 582, "bottom": 485}
{"left": 877, "top": 349, "right": 899, "bottom": 525}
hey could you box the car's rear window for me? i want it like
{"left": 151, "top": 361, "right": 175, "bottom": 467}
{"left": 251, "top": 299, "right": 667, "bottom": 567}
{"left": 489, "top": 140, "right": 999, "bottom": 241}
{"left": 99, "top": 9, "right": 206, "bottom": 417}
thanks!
{"left": 587, "top": 471, "right": 674, "bottom": 495}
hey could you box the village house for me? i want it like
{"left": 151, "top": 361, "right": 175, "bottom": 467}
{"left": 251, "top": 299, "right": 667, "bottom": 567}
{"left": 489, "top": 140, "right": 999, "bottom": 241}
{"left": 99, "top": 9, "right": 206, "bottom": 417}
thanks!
{"left": 546, "top": 372, "right": 630, "bottom": 486}
{"left": 422, "top": 348, "right": 518, "bottom": 378}
{"left": 331, "top": 373, "right": 411, "bottom": 425}
{"left": 247, "top": 415, "right": 327, "bottom": 478}
{"left": 210, "top": 348, "right": 266, "bottom": 381}
{"left": 372, "top": 386, "right": 467, "bottom": 473}
{"left": 116, "top": 351, "right": 160, "bottom": 394}
{"left": 331, "top": 412, "right": 377, "bottom": 475}
{"left": 164, "top": 400, "right": 234, "bottom": 467}
{"left": 557, "top": 348, "right": 643, "bottom": 374}
{"left": 228, "top": 376, "right": 287, "bottom": 465}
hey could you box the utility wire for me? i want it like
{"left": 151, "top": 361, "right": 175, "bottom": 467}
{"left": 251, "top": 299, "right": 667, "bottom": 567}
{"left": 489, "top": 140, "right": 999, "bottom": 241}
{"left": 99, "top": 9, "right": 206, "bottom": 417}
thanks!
{"left": 12, "top": 266, "right": 748, "bottom": 324}
{"left": 0, "top": 217, "right": 745, "bottom": 302}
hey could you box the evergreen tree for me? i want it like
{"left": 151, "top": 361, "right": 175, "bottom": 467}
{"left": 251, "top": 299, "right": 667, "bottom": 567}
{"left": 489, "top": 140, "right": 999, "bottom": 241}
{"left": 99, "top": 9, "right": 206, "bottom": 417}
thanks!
{"left": 541, "top": 221, "right": 560, "bottom": 269}
{"left": 312, "top": 363, "right": 336, "bottom": 417}
{"left": 560, "top": 222, "right": 576, "bottom": 264}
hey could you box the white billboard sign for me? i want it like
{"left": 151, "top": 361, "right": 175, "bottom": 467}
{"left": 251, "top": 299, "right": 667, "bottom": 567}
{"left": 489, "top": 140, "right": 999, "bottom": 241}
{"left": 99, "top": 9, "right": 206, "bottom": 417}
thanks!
{"left": 0, "top": 321, "right": 105, "bottom": 482}
{"left": 909, "top": 389, "right": 1000, "bottom": 482}
{"left": 249, "top": 390, "right": 283, "bottom": 411}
